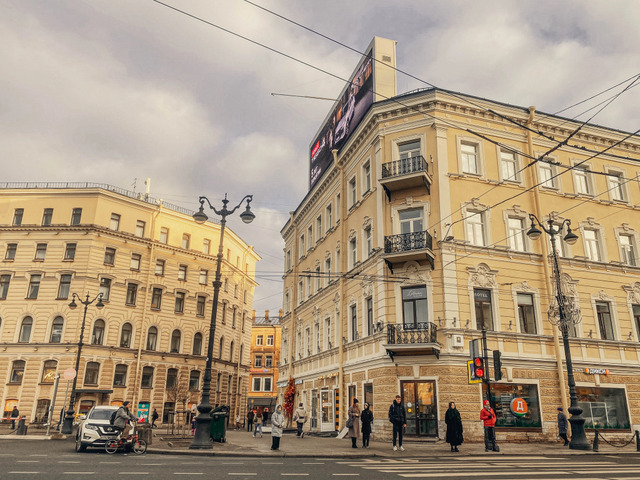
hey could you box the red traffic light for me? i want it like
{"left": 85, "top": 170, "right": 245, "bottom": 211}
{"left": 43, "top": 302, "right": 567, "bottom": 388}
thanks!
{"left": 474, "top": 358, "right": 483, "bottom": 367}
{"left": 475, "top": 367, "right": 484, "bottom": 377}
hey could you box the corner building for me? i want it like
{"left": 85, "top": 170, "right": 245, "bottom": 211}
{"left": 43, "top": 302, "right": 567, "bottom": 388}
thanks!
{"left": 247, "top": 311, "right": 281, "bottom": 417}
{"left": 279, "top": 38, "right": 640, "bottom": 442}
{"left": 0, "top": 183, "right": 259, "bottom": 425}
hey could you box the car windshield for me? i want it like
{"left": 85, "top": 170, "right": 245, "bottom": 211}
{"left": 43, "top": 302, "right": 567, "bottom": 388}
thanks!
{"left": 89, "top": 409, "right": 116, "bottom": 420}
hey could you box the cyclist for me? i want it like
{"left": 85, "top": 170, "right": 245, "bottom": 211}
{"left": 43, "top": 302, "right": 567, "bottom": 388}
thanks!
{"left": 113, "top": 401, "right": 136, "bottom": 440}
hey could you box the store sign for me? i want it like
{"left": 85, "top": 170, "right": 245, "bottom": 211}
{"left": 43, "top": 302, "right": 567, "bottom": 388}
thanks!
{"left": 276, "top": 381, "right": 288, "bottom": 388}
{"left": 584, "top": 368, "right": 610, "bottom": 375}
{"left": 510, "top": 398, "right": 528, "bottom": 417}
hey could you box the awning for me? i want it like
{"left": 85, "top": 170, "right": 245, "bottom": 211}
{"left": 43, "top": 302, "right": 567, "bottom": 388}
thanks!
{"left": 247, "top": 397, "right": 276, "bottom": 408}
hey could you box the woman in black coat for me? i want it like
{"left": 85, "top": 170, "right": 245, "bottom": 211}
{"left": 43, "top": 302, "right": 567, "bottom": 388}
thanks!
{"left": 445, "top": 401, "right": 464, "bottom": 452}
{"left": 360, "top": 403, "right": 374, "bottom": 448}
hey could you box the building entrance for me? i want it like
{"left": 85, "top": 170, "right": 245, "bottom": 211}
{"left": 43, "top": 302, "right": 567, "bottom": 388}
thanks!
{"left": 401, "top": 380, "right": 438, "bottom": 437}
{"left": 320, "top": 389, "right": 335, "bottom": 432}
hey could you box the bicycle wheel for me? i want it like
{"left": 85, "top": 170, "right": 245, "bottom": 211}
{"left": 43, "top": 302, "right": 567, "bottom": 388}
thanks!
{"left": 132, "top": 439, "right": 147, "bottom": 455}
{"left": 105, "top": 440, "right": 119, "bottom": 454}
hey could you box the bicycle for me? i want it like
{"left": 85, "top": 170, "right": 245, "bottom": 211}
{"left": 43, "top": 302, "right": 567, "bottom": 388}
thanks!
{"left": 104, "top": 426, "right": 147, "bottom": 455}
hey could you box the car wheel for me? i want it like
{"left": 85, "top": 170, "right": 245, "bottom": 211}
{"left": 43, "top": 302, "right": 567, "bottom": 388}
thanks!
{"left": 75, "top": 437, "right": 87, "bottom": 453}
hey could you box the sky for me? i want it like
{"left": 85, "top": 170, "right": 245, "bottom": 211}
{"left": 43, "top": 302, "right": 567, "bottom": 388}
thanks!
{"left": 1, "top": 0, "right": 639, "bottom": 315}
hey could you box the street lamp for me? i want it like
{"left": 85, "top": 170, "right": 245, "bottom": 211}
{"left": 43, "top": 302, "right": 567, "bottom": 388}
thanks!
{"left": 61, "top": 292, "right": 104, "bottom": 435}
{"left": 526, "top": 214, "right": 590, "bottom": 450}
{"left": 190, "top": 193, "right": 254, "bottom": 449}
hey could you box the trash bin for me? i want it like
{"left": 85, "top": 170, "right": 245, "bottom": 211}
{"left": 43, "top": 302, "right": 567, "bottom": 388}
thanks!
{"left": 137, "top": 423, "right": 152, "bottom": 445}
{"left": 210, "top": 405, "right": 229, "bottom": 443}
{"left": 16, "top": 418, "right": 28, "bottom": 435}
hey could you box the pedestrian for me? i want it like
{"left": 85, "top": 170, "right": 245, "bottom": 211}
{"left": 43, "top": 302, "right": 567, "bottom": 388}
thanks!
{"left": 445, "top": 401, "right": 464, "bottom": 452}
{"left": 361, "top": 402, "right": 373, "bottom": 448}
{"left": 247, "top": 409, "right": 255, "bottom": 432}
{"left": 346, "top": 398, "right": 361, "bottom": 449}
{"left": 235, "top": 413, "right": 242, "bottom": 430}
{"left": 191, "top": 415, "right": 196, "bottom": 435}
{"left": 271, "top": 404, "right": 285, "bottom": 450}
{"left": 262, "top": 407, "right": 269, "bottom": 426}
{"left": 388, "top": 395, "right": 406, "bottom": 452}
{"left": 480, "top": 400, "right": 498, "bottom": 452}
{"left": 151, "top": 408, "right": 159, "bottom": 428}
{"left": 253, "top": 407, "right": 263, "bottom": 437}
{"left": 293, "top": 402, "right": 307, "bottom": 438}
{"left": 10, "top": 406, "right": 19, "bottom": 429}
{"left": 557, "top": 407, "right": 569, "bottom": 446}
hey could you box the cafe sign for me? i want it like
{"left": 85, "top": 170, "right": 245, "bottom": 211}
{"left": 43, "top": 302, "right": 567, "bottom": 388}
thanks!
{"left": 584, "top": 368, "right": 610, "bottom": 375}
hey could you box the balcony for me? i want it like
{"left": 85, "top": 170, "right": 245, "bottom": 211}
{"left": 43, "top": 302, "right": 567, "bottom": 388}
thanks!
{"left": 380, "top": 156, "right": 431, "bottom": 199}
{"left": 383, "top": 231, "right": 435, "bottom": 271}
{"left": 384, "top": 322, "right": 439, "bottom": 360}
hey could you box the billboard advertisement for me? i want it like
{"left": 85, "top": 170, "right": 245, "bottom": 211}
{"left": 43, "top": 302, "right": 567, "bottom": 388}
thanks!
{"left": 309, "top": 51, "right": 374, "bottom": 189}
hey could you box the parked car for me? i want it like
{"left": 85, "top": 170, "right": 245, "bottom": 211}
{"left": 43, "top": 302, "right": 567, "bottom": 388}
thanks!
{"left": 75, "top": 405, "right": 119, "bottom": 452}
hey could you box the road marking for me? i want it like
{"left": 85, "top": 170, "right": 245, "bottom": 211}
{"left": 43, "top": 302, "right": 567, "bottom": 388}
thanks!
{"left": 8, "top": 473, "right": 39, "bottom": 475}
{"left": 17, "top": 461, "right": 40, "bottom": 463}
{"left": 281, "top": 475, "right": 309, "bottom": 477}
{"left": 181, "top": 462, "right": 205, "bottom": 465}
{"left": 120, "top": 473, "right": 149, "bottom": 475}
{"left": 303, "top": 463, "right": 324, "bottom": 465}
{"left": 58, "top": 461, "right": 81, "bottom": 464}
{"left": 100, "top": 461, "right": 121, "bottom": 464}
{"left": 29, "top": 455, "right": 48, "bottom": 457}
{"left": 174, "top": 474, "right": 204, "bottom": 476}
{"left": 332, "top": 475, "right": 360, "bottom": 477}
{"left": 222, "top": 462, "right": 245, "bottom": 465}
{"left": 228, "top": 474, "right": 257, "bottom": 476}
{"left": 262, "top": 462, "right": 284, "bottom": 464}
{"left": 64, "top": 473, "right": 95, "bottom": 475}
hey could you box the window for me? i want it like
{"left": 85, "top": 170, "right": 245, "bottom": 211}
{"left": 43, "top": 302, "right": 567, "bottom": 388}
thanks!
{"left": 326, "top": 204, "right": 333, "bottom": 232}
{"left": 584, "top": 229, "right": 602, "bottom": 262}
{"left": 166, "top": 368, "right": 178, "bottom": 388}
{"left": 34, "top": 243, "right": 47, "bottom": 260}
{"left": 474, "top": 288, "right": 494, "bottom": 330}
{"left": 42, "top": 208, "right": 53, "bottom": 226}
{"left": 349, "top": 238, "right": 357, "bottom": 267}
{"left": 10, "top": 360, "right": 25, "bottom": 384}
{"left": 181, "top": 234, "right": 190, "bottom": 250}
{"left": 113, "top": 365, "right": 128, "bottom": 387}
{"left": 253, "top": 377, "right": 261, "bottom": 391}
{"left": 160, "top": 227, "right": 169, "bottom": 244}
{"left": 398, "top": 140, "right": 421, "bottom": 159}
{"left": 242, "top": 312, "right": 246, "bottom": 332}
{"left": 500, "top": 150, "right": 518, "bottom": 182}
{"left": 232, "top": 306, "right": 237, "bottom": 328}
{"left": 298, "top": 280, "right": 303, "bottom": 304}
{"left": 363, "top": 161, "right": 371, "bottom": 192}
{"left": 365, "top": 226, "right": 372, "bottom": 257}
{"left": 57, "top": 274, "right": 72, "bottom": 299}
{"left": 219, "top": 337, "right": 224, "bottom": 358}
{"left": 83, "top": 362, "right": 100, "bottom": 385}
{"left": 19, "top": 316, "right": 33, "bottom": 342}
{"left": 110, "top": 213, "right": 120, "bottom": 231}
{"left": 99, "top": 277, "right": 111, "bottom": 301}
{"left": 27, "top": 274, "right": 41, "bottom": 299}
{"left": 620, "top": 234, "right": 637, "bottom": 266}
{"left": 256, "top": 335, "right": 263, "bottom": 346}
{"left": 366, "top": 297, "right": 374, "bottom": 336}
{"left": 92, "top": 319, "right": 105, "bottom": 345}
{"left": 299, "top": 234, "right": 305, "bottom": 258}
{"left": 0, "top": 274, "right": 10, "bottom": 299}
{"left": 203, "top": 239, "right": 211, "bottom": 254}
{"left": 634, "top": 305, "right": 640, "bottom": 341}
{"left": 596, "top": 301, "right": 615, "bottom": 340}
{"left": 254, "top": 356, "right": 263, "bottom": 367}
{"left": 70, "top": 208, "right": 82, "bottom": 225}
{"left": 351, "top": 304, "right": 358, "bottom": 340}
{"left": 189, "top": 370, "right": 200, "bottom": 390}
{"left": 517, "top": 293, "right": 537, "bottom": 334}
{"left": 178, "top": 264, "right": 187, "bottom": 281}
{"left": 64, "top": 243, "right": 76, "bottom": 260}
{"left": 146, "top": 326, "right": 158, "bottom": 350}
{"left": 120, "top": 323, "right": 132, "bottom": 348}
{"left": 151, "top": 287, "right": 162, "bottom": 310}
{"left": 460, "top": 142, "right": 479, "bottom": 174}
{"left": 141, "top": 366, "right": 154, "bottom": 387}
{"left": 175, "top": 292, "right": 185, "bottom": 314}
{"left": 574, "top": 166, "right": 592, "bottom": 195}
{"left": 316, "top": 266, "right": 321, "bottom": 291}
{"left": 135, "top": 220, "right": 146, "bottom": 237}
{"left": 264, "top": 377, "right": 272, "bottom": 392}
{"left": 465, "top": 210, "right": 486, "bottom": 246}
{"left": 316, "top": 216, "right": 322, "bottom": 242}
{"left": 307, "top": 277, "right": 312, "bottom": 298}
{"left": 399, "top": 208, "right": 423, "bottom": 234}
{"left": 221, "top": 303, "right": 227, "bottom": 324}
{"left": 336, "top": 194, "right": 341, "bottom": 221}
{"left": 48, "top": 316, "right": 63, "bottom": 343}
{"left": 349, "top": 177, "right": 357, "bottom": 207}
{"left": 539, "top": 160, "right": 557, "bottom": 189}
{"left": 608, "top": 171, "right": 626, "bottom": 202}
{"left": 266, "top": 334, "right": 274, "bottom": 346}
{"left": 41, "top": 360, "right": 57, "bottom": 383}
{"left": 155, "top": 259, "right": 165, "bottom": 276}
{"left": 104, "top": 247, "right": 115, "bottom": 265}
{"left": 285, "top": 250, "right": 291, "bottom": 271}
{"left": 125, "top": 283, "right": 138, "bottom": 306}
{"left": 196, "top": 295, "right": 206, "bottom": 316}
{"left": 5, "top": 243, "right": 17, "bottom": 260}
{"left": 192, "top": 333, "right": 203, "bottom": 355}
{"left": 326, "top": 318, "right": 331, "bottom": 349}
{"left": 13, "top": 208, "right": 23, "bottom": 226}
{"left": 402, "top": 286, "right": 427, "bottom": 328}
{"left": 325, "top": 257, "right": 331, "bottom": 286}
{"left": 228, "top": 341, "right": 235, "bottom": 362}
{"left": 199, "top": 270, "right": 208, "bottom": 285}
{"left": 488, "top": 383, "right": 541, "bottom": 428}
{"left": 507, "top": 217, "right": 526, "bottom": 251}
{"left": 130, "top": 253, "right": 141, "bottom": 271}
{"left": 577, "top": 386, "right": 630, "bottom": 430}
{"left": 307, "top": 225, "right": 313, "bottom": 251}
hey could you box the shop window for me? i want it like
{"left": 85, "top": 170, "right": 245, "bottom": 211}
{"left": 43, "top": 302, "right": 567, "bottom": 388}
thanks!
{"left": 517, "top": 293, "right": 537, "bottom": 334}
{"left": 113, "top": 364, "right": 128, "bottom": 387}
{"left": 192, "top": 332, "right": 203, "bottom": 355}
{"left": 163, "top": 402, "right": 175, "bottom": 423}
{"left": 141, "top": 366, "right": 154, "bottom": 388}
{"left": 474, "top": 288, "right": 494, "bottom": 331}
{"left": 596, "top": 301, "right": 615, "bottom": 340}
{"left": 41, "top": 360, "right": 57, "bottom": 383}
{"left": 488, "top": 383, "right": 541, "bottom": 428}
{"left": 577, "top": 387, "right": 630, "bottom": 430}
{"left": 35, "top": 399, "right": 51, "bottom": 423}
{"left": 83, "top": 362, "right": 100, "bottom": 386}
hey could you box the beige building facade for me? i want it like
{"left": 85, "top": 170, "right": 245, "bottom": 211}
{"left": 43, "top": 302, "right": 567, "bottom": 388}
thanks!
{"left": 279, "top": 41, "right": 640, "bottom": 442}
{"left": 0, "top": 183, "right": 259, "bottom": 426}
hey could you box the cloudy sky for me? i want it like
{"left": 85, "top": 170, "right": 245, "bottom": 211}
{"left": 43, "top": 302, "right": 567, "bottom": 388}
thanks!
{"left": 2, "top": 0, "right": 638, "bottom": 314}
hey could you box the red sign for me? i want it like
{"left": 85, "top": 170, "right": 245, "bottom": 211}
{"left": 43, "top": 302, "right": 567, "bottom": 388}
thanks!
{"left": 510, "top": 398, "right": 528, "bottom": 417}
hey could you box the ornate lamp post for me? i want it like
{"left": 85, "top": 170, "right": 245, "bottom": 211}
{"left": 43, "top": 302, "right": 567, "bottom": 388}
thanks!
{"left": 190, "top": 194, "right": 255, "bottom": 449}
{"left": 61, "top": 292, "right": 104, "bottom": 435}
{"left": 526, "top": 214, "right": 591, "bottom": 450}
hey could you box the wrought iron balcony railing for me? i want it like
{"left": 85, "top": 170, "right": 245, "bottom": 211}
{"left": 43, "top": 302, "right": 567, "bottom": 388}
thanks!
{"left": 387, "top": 322, "right": 437, "bottom": 345}
{"left": 384, "top": 231, "right": 433, "bottom": 254}
{"left": 381, "top": 156, "right": 428, "bottom": 178}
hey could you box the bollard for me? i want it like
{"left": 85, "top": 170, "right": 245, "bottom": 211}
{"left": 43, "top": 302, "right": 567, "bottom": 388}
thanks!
{"left": 16, "top": 418, "right": 27, "bottom": 436}
{"left": 636, "top": 430, "right": 640, "bottom": 452}
{"left": 592, "top": 429, "right": 599, "bottom": 452}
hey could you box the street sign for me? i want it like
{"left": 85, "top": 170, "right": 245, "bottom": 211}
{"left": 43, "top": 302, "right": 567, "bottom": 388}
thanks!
{"left": 63, "top": 368, "right": 76, "bottom": 380}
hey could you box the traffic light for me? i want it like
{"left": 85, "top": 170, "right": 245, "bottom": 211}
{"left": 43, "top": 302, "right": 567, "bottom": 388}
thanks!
{"left": 493, "top": 350, "right": 503, "bottom": 381}
{"left": 472, "top": 356, "right": 484, "bottom": 379}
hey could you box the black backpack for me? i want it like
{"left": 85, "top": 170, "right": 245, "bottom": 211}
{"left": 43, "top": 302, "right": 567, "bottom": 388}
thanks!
{"left": 109, "top": 409, "right": 118, "bottom": 425}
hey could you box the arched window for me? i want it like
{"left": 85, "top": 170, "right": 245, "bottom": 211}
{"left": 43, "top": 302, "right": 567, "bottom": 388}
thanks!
{"left": 141, "top": 366, "right": 154, "bottom": 387}
{"left": 166, "top": 368, "right": 178, "bottom": 388}
{"left": 91, "top": 319, "right": 105, "bottom": 345}
{"left": 192, "top": 332, "right": 203, "bottom": 355}
{"left": 10, "top": 360, "right": 25, "bottom": 384}
{"left": 189, "top": 370, "right": 200, "bottom": 390}
{"left": 83, "top": 362, "right": 100, "bottom": 385}
{"left": 146, "top": 327, "right": 158, "bottom": 350}
{"left": 229, "top": 341, "right": 234, "bottom": 362}
{"left": 19, "top": 317, "right": 33, "bottom": 343}
{"left": 120, "top": 323, "right": 132, "bottom": 348}
{"left": 170, "top": 329, "right": 181, "bottom": 353}
{"left": 50, "top": 316, "right": 64, "bottom": 343}
{"left": 113, "top": 364, "right": 128, "bottom": 386}
{"left": 41, "top": 360, "right": 57, "bottom": 383}
{"left": 219, "top": 337, "right": 224, "bottom": 359}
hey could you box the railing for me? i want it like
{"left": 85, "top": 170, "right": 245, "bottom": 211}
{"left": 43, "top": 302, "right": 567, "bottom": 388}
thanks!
{"left": 387, "top": 322, "right": 437, "bottom": 345}
{"left": 381, "top": 156, "right": 428, "bottom": 178}
{"left": 384, "top": 231, "right": 433, "bottom": 254}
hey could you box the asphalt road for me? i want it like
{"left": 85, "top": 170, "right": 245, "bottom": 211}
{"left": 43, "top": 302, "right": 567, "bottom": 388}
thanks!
{"left": 1, "top": 440, "right": 640, "bottom": 479}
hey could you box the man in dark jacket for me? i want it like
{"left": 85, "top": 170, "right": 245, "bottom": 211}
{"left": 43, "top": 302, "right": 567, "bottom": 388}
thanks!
{"left": 10, "top": 406, "right": 19, "bottom": 429}
{"left": 388, "top": 395, "right": 406, "bottom": 452}
{"left": 247, "top": 410, "right": 255, "bottom": 432}
{"left": 557, "top": 407, "right": 569, "bottom": 446}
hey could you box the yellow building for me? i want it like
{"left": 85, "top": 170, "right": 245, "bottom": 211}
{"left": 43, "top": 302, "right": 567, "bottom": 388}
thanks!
{"left": 247, "top": 311, "right": 281, "bottom": 419}
{"left": 279, "top": 37, "right": 640, "bottom": 442}
{"left": 0, "top": 183, "right": 259, "bottom": 426}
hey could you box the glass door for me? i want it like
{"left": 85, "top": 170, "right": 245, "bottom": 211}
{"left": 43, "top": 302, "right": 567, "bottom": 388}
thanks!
{"left": 320, "top": 389, "right": 335, "bottom": 432}
{"left": 401, "top": 380, "right": 438, "bottom": 437}
{"left": 311, "top": 390, "right": 318, "bottom": 430}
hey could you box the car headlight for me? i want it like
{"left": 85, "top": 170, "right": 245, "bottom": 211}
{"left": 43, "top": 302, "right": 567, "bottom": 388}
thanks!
{"left": 85, "top": 425, "right": 99, "bottom": 431}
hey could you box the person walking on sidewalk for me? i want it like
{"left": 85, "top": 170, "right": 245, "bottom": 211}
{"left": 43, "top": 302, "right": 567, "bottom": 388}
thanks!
{"left": 480, "top": 400, "right": 498, "bottom": 452}
{"left": 247, "top": 410, "right": 255, "bottom": 432}
{"left": 361, "top": 403, "right": 373, "bottom": 448}
{"left": 346, "top": 398, "right": 361, "bottom": 448}
{"left": 253, "top": 407, "right": 263, "bottom": 437}
{"left": 271, "top": 404, "right": 285, "bottom": 450}
{"left": 445, "top": 401, "right": 464, "bottom": 452}
{"left": 151, "top": 408, "right": 159, "bottom": 428}
{"left": 557, "top": 407, "right": 569, "bottom": 446}
{"left": 293, "top": 403, "right": 307, "bottom": 438}
{"left": 388, "top": 395, "right": 406, "bottom": 452}
{"left": 10, "top": 406, "right": 19, "bottom": 429}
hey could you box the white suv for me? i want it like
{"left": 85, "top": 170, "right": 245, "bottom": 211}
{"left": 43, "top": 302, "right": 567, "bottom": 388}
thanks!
{"left": 75, "top": 405, "right": 119, "bottom": 452}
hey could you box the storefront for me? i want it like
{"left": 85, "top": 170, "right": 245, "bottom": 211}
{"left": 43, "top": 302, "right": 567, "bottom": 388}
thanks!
{"left": 488, "top": 383, "right": 541, "bottom": 429}
{"left": 577, "top": 386, "right": 630, "bottom": 430}
{"left": 401, "top": 380, "right": 438, "bottom": 437}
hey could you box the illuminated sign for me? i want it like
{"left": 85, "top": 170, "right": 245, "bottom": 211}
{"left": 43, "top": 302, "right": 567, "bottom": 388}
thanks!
{"left": 584, "top": 368, "right": 610, "bottom": 375}
{"left": 510, "top": 398, "right": 528, "bottom": 417}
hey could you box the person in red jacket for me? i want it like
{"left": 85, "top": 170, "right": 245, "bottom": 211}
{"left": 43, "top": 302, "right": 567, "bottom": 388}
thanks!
{"left": 480, "top": 400, "right": 498, "bottom": 452}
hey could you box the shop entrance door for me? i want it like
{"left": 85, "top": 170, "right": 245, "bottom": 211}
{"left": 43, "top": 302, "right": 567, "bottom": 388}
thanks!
{"left": 311, "top": 390, "right": 318, "bottom": 431}
{"left": 320, "top": 389, "right": 335, "bottom": 432}
{"left": 401, "top": 380, "right": 438, "bottom": 437}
